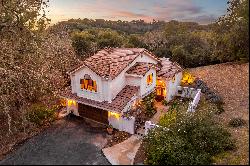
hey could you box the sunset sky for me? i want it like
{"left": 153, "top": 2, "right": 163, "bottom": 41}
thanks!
{"left": 47, "top": 0, "right": 228, "bottom": 25}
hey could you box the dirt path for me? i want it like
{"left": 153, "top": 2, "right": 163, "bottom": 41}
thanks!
{"left": 188, "top": 62, "right": 249, "bottom": 165}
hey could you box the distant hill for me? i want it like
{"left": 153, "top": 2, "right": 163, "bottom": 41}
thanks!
{"left": 47, "top": 18, "right": 212, "bottom": 35}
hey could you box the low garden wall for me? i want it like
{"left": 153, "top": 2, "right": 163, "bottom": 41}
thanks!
{"left": 109, "top": 115, "right": 135, "bottom": 134}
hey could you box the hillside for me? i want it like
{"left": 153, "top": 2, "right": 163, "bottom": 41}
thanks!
{"left": 188, "top": 62, "right": 249, "bottom": 165}
{"left": 48, "top": 19, "right": 211, "bottom": 35}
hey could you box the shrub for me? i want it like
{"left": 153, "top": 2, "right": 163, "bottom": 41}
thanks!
{"left": 142, "top": 92, "right": 157, "bottom": 117}
{"left": 228, "top": 118, "right": 246, "bottom": 127}
{"left": 161, "top": 100, "right": 168, "bottom": 106}
{"left": 27, "top": 104, "right": 56, "bottom": 126}
{"left": 107, "top": 124, "right": 113, "bottom": 129}
{"left": 215, "top": 102, "right": 225, "bottom": 114}
{"left": 194, "top": 79, "right": 223, "bottom": 105}
{"left": 194, "top": 79, "right": 225, "bottom": 115}
{"left": 158, "top": 110, "right": 177, "bottom": 128}
{"left": 145, "top": 109, "right": 235, "bottom": 165}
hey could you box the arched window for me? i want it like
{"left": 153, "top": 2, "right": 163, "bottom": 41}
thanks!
{"left": 147, "top": 73, "right": 153, "bottom": 85}
{"left": 80, "top": 74, "right": 97, "bottom": 92}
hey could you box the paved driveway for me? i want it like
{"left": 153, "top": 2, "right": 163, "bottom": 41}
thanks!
{"left": 0, "top": 116, "right": 110, "bottom": 165}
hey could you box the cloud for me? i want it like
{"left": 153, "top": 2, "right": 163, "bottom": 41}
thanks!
{"left": 181, "top": 15, "right": 218, "bottom": 24}
{"left": 48, "top": 0, "right": 221, "bottom": 24}
{"left": 75, "top": 2, "right": 154, "bottom": 22}
{"left": 103, "top": 10, "right": 154, "bottom": 22}
{"left": 158, "top": 1, "right": 202, "bottom": 14}
{"left": 152, "top": 0, "right": 204, "bottom": 21}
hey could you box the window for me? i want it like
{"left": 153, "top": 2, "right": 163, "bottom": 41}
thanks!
{"left": 147, "top": 73, "right": 153, "bottom": 85}
{"left": 80, "top": 74, "right": 97, "bottom": 92}
{"left": 172, "top": 76, "right": 175, "bottom": 83}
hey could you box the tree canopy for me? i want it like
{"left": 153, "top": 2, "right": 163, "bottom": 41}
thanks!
{"left": 60, "top": 0, "right": 249, "bottom": 67}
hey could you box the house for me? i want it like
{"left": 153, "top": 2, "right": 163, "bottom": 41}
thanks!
{"left": 60, "top": 48, "right": 183, "bottom": 134}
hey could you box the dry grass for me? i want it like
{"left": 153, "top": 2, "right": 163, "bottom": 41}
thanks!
{"left": 188, "top": 62, "right": 249, "bottom": 165}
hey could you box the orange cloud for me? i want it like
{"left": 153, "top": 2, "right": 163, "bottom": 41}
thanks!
{"left": 105, "top": 10, "right": 155, "bottom": 22}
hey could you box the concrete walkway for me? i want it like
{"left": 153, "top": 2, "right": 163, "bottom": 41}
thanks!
{"left": 102, "top": 103, "right": 169, "bottom": 165}
{"left": 136, "top": 102, "right": 169, "bottom": 137}
{"left": 151, "top": 102, "right": 169, "bottom": 123}
{"left": 102, "top": 135, "right": 141, "bottom": 165}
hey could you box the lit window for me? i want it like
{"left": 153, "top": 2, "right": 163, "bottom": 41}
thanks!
{"left": 172, "top": 76, "right": 175, "bottom": 83}
{"left": 67, "top": 99, "right": 77, "bottom": 107}
{"left": 108, "top": 111, "right": 120, "bottom": 119}
{"left": 147, "top": 73, "right": 153, "bottom": 85}
{"left": 80, "top": 74, "right": 97, "bottom": 92}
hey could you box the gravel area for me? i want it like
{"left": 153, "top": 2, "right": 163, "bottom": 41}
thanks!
{"left": 0, "top": 116, "right": 110, "bottom": 165}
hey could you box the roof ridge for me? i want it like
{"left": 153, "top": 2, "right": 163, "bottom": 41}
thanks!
{"left": 107, "top": 53, "right": 113, "bottom": 79}
{"left": 67, "top": 48, "right": 161, "bottom": 79}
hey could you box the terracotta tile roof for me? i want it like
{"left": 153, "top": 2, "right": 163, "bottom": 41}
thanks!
{"left": 157, "top": 57, "right": 183, "bottom": 78}
{"left": 59, "top": 85, "right": 139, "bottom": 113}
{"left": 126, "top": 62, "right": 156, "bottom": 76}
{"left": 67, "top": 48, "right": 159, "bottom": 80}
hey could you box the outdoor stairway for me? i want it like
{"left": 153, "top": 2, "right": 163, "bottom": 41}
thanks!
{"left": 134, "top": 103, "right": 169, "bottom": 139}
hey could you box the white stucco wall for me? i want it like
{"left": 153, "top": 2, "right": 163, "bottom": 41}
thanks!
{"left": 108, "top": 114, "right": 120, "bottom": 130}
{"left": 126, "top": 75, "right": 142, "bottom": 87}
{"left": 109, "top": 71, "right": 126, "bottom": 101}
{"left": 72, "top": 67, "right": 105, "bottom": 102}
{"left": 118, "top": 117, "right": 135, "bottom": 134}
{"left": 165, "top": 72, "right": 183, "bottom": 101}
{"left": 136, "top": 53, "right": 158, "bottom": 64}
{"left": 71, "top": 74, "right": 77, "bottom": 93}
{"left": 108, "top": 114, "right": 135, "bottom": 134}
{"left": 125, "top": 69, "right": 157, "bottom": 98}
{"left": 67, "top": 52, "right": 159, "bottom": 134}
{"left": 108, "top": 53, "right": 158, "bottom": 100}
{"left": 70, "top": 52, "right": 158, "bottom": 101}
{"left": 140, "top": 68, "right": 157, "bottom": 98}
{"left": 102, "top": 79, "right": 112, "bottom": 102}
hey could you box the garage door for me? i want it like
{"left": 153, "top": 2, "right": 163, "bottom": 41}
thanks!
{"left": 78, "top": 103, "right": 109, "bottom": 124}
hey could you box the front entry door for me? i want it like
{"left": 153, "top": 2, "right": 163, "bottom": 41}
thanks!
{"left": 156, "top": 79, "right": 167, "bottom": 101}
{"left": 156, "top": 87, "right": 166, "bottom": 101}
{"left": 156, "top": 87, "right": 166, "bottom": 96}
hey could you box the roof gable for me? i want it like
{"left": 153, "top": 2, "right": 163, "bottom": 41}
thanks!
{"left": 126, "top": 62, "right": 156, "bottom": 76}
{"left": 68, "top": 48, "right": 160, "bottom": 80}
{"left": 157, "top": 57, "right": 183, "bottom": 78}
